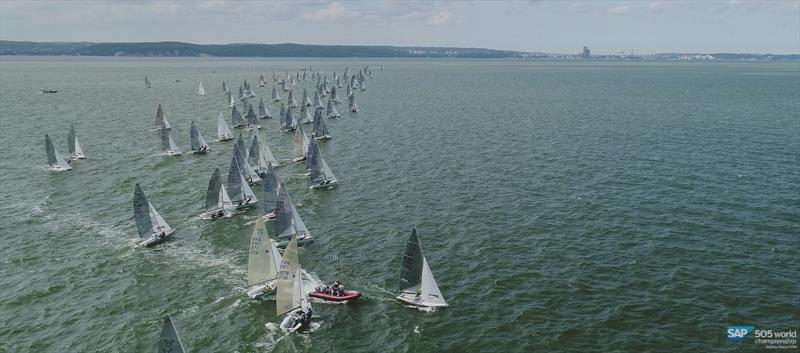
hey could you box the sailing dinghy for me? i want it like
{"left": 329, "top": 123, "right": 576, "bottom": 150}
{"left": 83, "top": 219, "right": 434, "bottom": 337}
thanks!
{"left": 145, "top": 76, "right": 151, "bottom": 89}
{"left": 160, "top": 124, "right": 182, "bottom": 156}
{"left": 288, "top": 90, "right": 298, "bottom": 108}
{"left": 189, "top": 121, "right": 210, "bottom": 153}
{"left": 217, "top": 112, "right": 234, "bottom": 141}
{"left": 326, "top": 97, "right": 340, "bottom": 118}
{"left": 245, "top": 104, "right": 260, "bottom": 130}
{"left": 67, "top": 123, "right": 85, "bottom": 160}
{"left": 283, "top": 105, "right": 296, "bottom": 131}
{"left": 261, "top": 164, "right": 279, "bottom": 220}
{"left": 45, "top": 133, "right": 71, "bottom": 171}
{"left": 301, "top": 88, "right": 312, "bottom": 107}
{"left": 348, "top": 93, "right": 359, "bottom": 112}
{"left": 397, "top": 227, "right": 448, "bottom": 309}
{"left": 227, "top": 149, "right": 259, "bottom": 209}
{"left": 312, "top": 112, "right": 331, "bottom": 140}
{"left": 299, "top": 104, "right": 312, "bottom": 124}
{"left": 277, "top": 235, "right": 313, "bottom": 332}
{"left": 275, "top": 181, "right": 313, "bottom": 246}
{"left": 257, "top": 98, "right": 272, "bottom": 119}
{"left": 157, "top": 315, "right": 187, "bottom": 353}
{"left": 233, "top": 137, "right": 261, "bottom": 184}
{"left": 200, "top": 168, "right": 234, "bottom": 220}
{"left": 248, "top": 131, "right": 278, "bottom": 177}
{"left": 133, "top": 183, "right": 175, "bottom": 247}
{"left": 231, "top": 106, "right": 246, "bottom": 128}
{"left": 292, "top": 125, "right": 310, "bottom": 162}
{"left": 247, "top": 216, "right": 283, "bottom": 298}
{"left": 197, "top": 81, "right": 206, "bottom": 95}
{"left": 306, "top": 139, "right": 337, "bottom": 189}
{"left": 272, "top": 85, "right": 282, "bottom": 102}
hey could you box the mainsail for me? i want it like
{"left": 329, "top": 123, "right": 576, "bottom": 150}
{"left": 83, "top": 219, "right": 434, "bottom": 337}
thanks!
{"left": 261, "top": 164, "right": 279, "bottom": 216}
{"left": 197, "top": 80, "right": 206, "bottom": 95}
{"left": 274, "top": 182, "right": 310, "bottom": 240}
{"left": 245, "top": 104, "right": 259, "bottom": 130}
{"left": 272, "top": 85, "right": 281, "bottom": 102}
{"left": 205, "top": 168, "right": 222, "bottom": 211}
{"left": 292, "top": 125, "right": 310, "bottom": 161}
{"left": 312, "top": 113, "right": 330, "bottom": 140}
{"left": 160, "top": 124, "right": 181, "bottom": 154}
{"left": 231, "top": 106, "right": 246, "bottom": 128}
{"left": 301, "top": 88, "right": 312, "bottom": 107}
{"left": 326, "top": 97, "right": 340, "bottom": 118}
{"left": 67, "top": 123, "right": 85, "bottom": 159}
{"left": 349, "top": 92, "right": 359, "bottom": 112}
{"left": 248, "top": 217, "right": 282, "bottom": 287}
{"left": 144, "top": 76, "right": 151, "bottom": 88}
{"left": 133, "top": 183, "right": 153, "bottom": 238}
{"left": 158, "top": 315, "right": 186, "bottom": 353}
{"left": 284, "top": 105, "right": 296, "bottom": 130}
{"left": 288, "top": 90, "right": 297, "bottom": 108}
{"left": 306, "top": 139, "right": 337, "bottom": 185}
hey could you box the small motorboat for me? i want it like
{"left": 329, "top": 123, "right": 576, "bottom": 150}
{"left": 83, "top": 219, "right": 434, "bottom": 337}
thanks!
{"left": 309, "top": 289, "right": 361, "bottom": 302}
{"left": 42, "top": 89, "right": 58, "bottom": 94}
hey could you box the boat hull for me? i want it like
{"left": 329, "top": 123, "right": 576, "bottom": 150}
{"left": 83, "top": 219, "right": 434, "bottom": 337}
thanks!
{"left": 246, "top": 281, "right": 276, "bottom": 299}
{"left": 396, "top": 292, "right": 448, "bottom": 308}
{"left": 140, "top": 229, "right": 176, "bottom": 247}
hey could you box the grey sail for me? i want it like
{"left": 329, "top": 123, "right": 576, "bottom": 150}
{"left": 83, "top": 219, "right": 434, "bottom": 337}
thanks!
{"left": 235, "top": 133, "right": 248, "bottom": 160}
{"left": 145, "top": 76, "right": 151, "bottom": 88}
{"left": 245, "top": 104, "right": 258, "bottom": 129}
{"left": 299, "top": 104, "right": 312, "bottom": 124}
{"left": 231, "top": 106, "right": 245, "bottom": 127}
{"left": 330, "top": 86, "right": 340, "bottom": 103}
{"left": 306, "top": 139, "right": 335, "bottom": 185}
{"left": 261, "top": 164, "right": 279, "bottom": 215}
{"left": 284, "top": 106, "right": 295, "bottom": 130}
{"left": 279, "top": 103, "right": 286, "bottom": 123}
{"left": 301, "top": 88, "right": 311, "bottom": 106}
{"left": 205, "top": 168, "right": 222, "bottom": 211}
{"left": 158, "top": 314, "right": 187, "bottom": 353}
{"left": 222, "top": 80, "right": 229, "bottom": 93}
{"left": 160, "top": 124, "right": 171, "bottom": 152}
{"left": 189, "top": 121, "right": 202, "bottom": 151}
{"left": 272, "top": 85, "right": 281, "bottom": 101}
{"left": 155, "top": 104, "right": 172, "bottom": 129}
{"left": 399, "top": 227, "right": 424, "bottom": 291}
{"left": 313, "top": 113, "right": 329, "bottom": 139}
{"left": 45, "top": 133, "right": 57, "bottom": 167}
{"left": 67, "top": 123, "right": 77, "bottom": 155}
{"left": 226, "top": 152, "right": 243, "bottom": 202}
{"left": 133, "top": 183, "right": 153, "bottom": 239}
{"left": 349, "top": 92, "right": 359, "bottom": 112}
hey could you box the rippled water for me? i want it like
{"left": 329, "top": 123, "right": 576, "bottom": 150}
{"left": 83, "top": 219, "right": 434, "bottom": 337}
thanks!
{"left": 0, "top": 57, "right": 798, "bottom": 352}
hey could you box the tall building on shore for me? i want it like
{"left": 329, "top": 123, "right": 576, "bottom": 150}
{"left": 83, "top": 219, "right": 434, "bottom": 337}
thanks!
{"left": 580, "top": 46, "right": 591, "bottom": 59}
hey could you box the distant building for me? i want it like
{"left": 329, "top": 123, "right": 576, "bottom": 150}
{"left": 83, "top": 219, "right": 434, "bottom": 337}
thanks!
{"left": 580, "top": 46, "right": 591, "bottom": 59}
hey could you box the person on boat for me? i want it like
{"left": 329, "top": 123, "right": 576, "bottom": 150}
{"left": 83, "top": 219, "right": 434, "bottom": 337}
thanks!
{"left": 159, "top": 231, "right": 166, "bottom": 239}
{"left": 238, "top": 199, "right": 244, "bottom": 206}
{"left": 246, "top": 196, "right": 252, "bottom": 204}
{"left": 217, "top": 209, "right": 224, "bottom": 217}
{"left": 331, "top": 281, "right": 342, "bottom": 296}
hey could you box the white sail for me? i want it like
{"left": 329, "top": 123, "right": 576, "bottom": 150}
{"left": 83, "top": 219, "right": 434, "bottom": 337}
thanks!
{"left": 144, "top": 76, "right": 151, "bottom": 88}
{"left": 197, "top": 81, "right": 206, "bottom": 95}
{"left": 217, "top": 112, "right": 233, "bottom": 141}
{"left": 241, "top": 174, "right": 258, "bottom": 200}
{"left": 67, "top": 123, "right": 85, "bottom": 159}
{"left": 397, "top": 228, "right": 447, "bottom": 308}
{"left": 219, "top": 184, "right": 234, "bottom": 216}
{"left": 276, "top": 235, "right": 301, "bottom": 316}
{"left": 73, "top": 138, "right": 84, "bottom": 159}
{"left": 149, "top": 202, "right": 174, "bottom": 236}
{"left": 248, "top": 217, "right": 282, "bottom": 289}
{"left": 272, "top": 85, "right": 281, "bottom": 102}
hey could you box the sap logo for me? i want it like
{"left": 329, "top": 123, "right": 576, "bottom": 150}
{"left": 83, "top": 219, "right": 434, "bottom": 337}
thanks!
{"left": 727, "top": 326, "right": 754, "bottom": 341}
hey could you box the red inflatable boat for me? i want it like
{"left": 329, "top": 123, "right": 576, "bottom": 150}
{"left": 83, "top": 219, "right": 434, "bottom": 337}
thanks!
{"left": 308, "top": 290, "right": 361, "bottom": 301}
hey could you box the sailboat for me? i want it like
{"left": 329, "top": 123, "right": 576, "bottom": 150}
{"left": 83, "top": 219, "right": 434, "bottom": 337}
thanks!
{"left": 157, "top": 315, "right": 187, "bottom": 353}
{"left": 283, "top": 105, "right": 296, "bottom": 131}
{"left": 231, "top": 106, "right": 246, "bottom": 128}
{"left": 160, "top": 124, "right": 182, "bottom": 156}
{"left": 299, "top": 104, "right": 312, "bottom": 124}
{"left": 247, "top": 216, "right": 283, "bottom": 298}
{"left": 238, "top": 85, "right": 245, "bottom": 101}
{"left": 313, "top": 90, "right": 324, "bottom": 110}
{"left": 261, "top": 164, "right": 279, "bottom": 220}
{"left": 396, "top": 227, "right": 448, "bottom": 308}
{"left": 326, "top": 97, "right": 340, "bottom": 118}
{"left": 345, "top": 83, "right": 352, "bottom": 99}
{"left": 330, "top": 86, "right": 341, "bottom": 104}
{"left": 133, "top": 183, "right": 175, "bottom": 247}
{"left": 217, "top": 112, "right": 234, "bottom": 141}
{"left": 226, "top": 91, "right": 235, "bottom": 107}
{"left": 312, "top": 113, "right": 331, "bottom": 140}
{"left": 281, "top": 79, "right": 289, "bottom": 92}
{"left": 200, "top": 168, "right": 234, "bottom": 220}
{"left": 274, "top": 181, "right": 313, "bottom": 247}
{"left": 288, "top": 90, "right": 298, "bottom": 108}
{"left": 245, "top": 104, "right": 260, "bottom": 130}
{"left": 272, "top": 85, "right": 282, "bottom": 102}
{"left": 301, "top": 88, "right": 312, "bottom": 107}
{"left": 248, "top": 131, "right": 278, "bottom": 177}
{"left": 144, "top": 76, "right": 151, "bottom": 88}
{"left": 45, "top": 133, "right": 71, "bottom": 171}
{"left": 306, "top": 139, "right": 337, "bottom": 189}
{"left": 189, "top": 121, "right": 210, "bottom": 153}
{"left": 359, "top": 79, "right": 366, "bottom": 91}
{"left": 277, "top": 235, "right": 313, "bottom": 332}
{"left": 259, "top": 74, "right": 266, "bottom": 87}
{"left": 222, "top": 80, "right": 230, "bottom": 94}
{"left": 197, "top": 80, "right": 206, "bottom": 95}
{"left": 234, "top": 135, "right": 261, "bottom": 184}
{"left": 155, "top": 104, "right": 172, "bottom": 130}
{"left": 66, "top": 123, "right": 85, "bottom": 160}
{"left": 257, "top": 98, "right": 272, "bottom": 119}
{"left": 226, "top": 148, "right": 259, "bottom": 209}
{"left": 292, "top": 125, "right": 310, "bottom": 162}
{"left": 348, "top": 93, "right": 359, "bottom": 112}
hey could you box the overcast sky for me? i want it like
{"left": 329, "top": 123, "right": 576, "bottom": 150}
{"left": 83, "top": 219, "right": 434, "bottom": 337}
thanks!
{"left": 1, "top": 1, "right": 798, "bottom": 54}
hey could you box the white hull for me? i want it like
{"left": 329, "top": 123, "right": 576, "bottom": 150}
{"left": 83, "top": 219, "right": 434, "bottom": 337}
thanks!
{"left": 67, "top": 153, "right": 85, "bottom": 160}
{"left": 164, "top": 150, "right": 182, "bottom": 156}
{"left": 200, "top": 209, "right": 233, "bottom": 220}
{"left": 262, "top": 211, "right": 276, "bottom": 221}
{"left": 234, "top": 199, "right": 258, "bottom": 209}
{"left": 310, "top": 181, "right": 336, "bottom": 190}
{"left": 246, "top": 281, "right": 276, "bottom": 299}
{"left": 313, "top": 136, "right": 331, "bottom": 141}
{"left": 139, "top": 228, "right": 176, "bottom": 247}
{"left": 48, "top": 165, "right": 72, "bottom": 171}
{"left": 396, "top": 292, "right": 448, "bottom": 308}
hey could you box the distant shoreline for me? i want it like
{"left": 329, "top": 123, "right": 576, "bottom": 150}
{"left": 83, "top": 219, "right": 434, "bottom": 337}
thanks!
{"left": 1, "top": 40, "right": 798, "bottom": 61}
